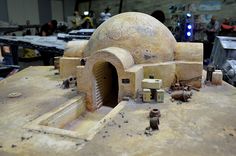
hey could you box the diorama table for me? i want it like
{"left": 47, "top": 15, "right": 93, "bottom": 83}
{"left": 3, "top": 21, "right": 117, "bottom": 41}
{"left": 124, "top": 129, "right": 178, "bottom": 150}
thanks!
{"left": 0, "top": 66, "right": 236, "bottom": 156}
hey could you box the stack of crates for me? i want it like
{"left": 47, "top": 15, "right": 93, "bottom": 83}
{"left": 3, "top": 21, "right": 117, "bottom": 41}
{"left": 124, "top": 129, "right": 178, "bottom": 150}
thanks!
{"left": 141, "top": 79, "right": 164, "bottom": 103}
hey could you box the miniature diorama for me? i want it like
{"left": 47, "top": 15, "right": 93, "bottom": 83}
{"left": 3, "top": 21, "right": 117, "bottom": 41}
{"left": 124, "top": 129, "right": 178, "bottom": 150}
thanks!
{"left": 1, "top": 11, "right": 236, "bottom": 156}
{"left": 28, "top": 12, "right": 203, "bottom": 139}
{"left": 60, "top": 12, "right": 203, "bottom": 111}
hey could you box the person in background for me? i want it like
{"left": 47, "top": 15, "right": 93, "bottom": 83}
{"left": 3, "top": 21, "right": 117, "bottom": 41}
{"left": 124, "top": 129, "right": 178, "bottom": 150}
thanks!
{"left": 151, "top": 10, "right": 165, "bottom": 24}
{"left": 204, "top": 16, "right": 220, "bottom": 65}
{"left": 40, "top": 20, "right": 58, "bottom": 36}
{"left": 220, "top": 18, "right": 235, "bottom": 36}
{"left": 71, "top": 11, "right": 94, "bottom": 29}
{"left": 22, "top": 20, "right": 32, "bottom": 36}
{"left": 39, "top": 20, "right": 58, "bottom": 65}
{"left": 71, "top": 11, "right": 81, "bottom": 29}
{"left": 80, "top": 11, "right": 94, "bottom": 29}
{"left": 98, "top": 7, "right": 112, "bottom": 26}
{"left": 206, "top": 16, "right": 220, "bottom": 43}
{"left": 89, "top": 10, "right": 96, "bottom": 28}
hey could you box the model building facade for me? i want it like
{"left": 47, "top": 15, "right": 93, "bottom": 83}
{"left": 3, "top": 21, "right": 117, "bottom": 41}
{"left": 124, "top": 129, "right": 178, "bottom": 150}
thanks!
{"left": 60, "top": 12, "right": 203, "bottom": 111}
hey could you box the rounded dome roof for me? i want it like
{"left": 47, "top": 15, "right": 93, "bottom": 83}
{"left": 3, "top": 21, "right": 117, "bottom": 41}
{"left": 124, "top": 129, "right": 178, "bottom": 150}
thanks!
{"left": 84, "top": 12, "right": 177, "bottom": 64}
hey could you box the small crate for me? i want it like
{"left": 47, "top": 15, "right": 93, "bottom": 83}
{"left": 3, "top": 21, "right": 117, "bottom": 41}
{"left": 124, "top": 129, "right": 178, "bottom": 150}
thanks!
{"left": 142, "top": 89, "right": 151, "bottom": 102}
{"left": 156, "top": 89, "right": 164, "bottom": 103}
{"left": 212, "top": 70, "right": 223, "bottom": 85}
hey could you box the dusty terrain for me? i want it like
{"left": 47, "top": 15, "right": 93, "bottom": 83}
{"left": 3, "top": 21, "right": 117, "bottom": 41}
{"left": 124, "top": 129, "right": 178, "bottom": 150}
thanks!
{"left": 0, "top": 66, "right": 236, "bottom": 156}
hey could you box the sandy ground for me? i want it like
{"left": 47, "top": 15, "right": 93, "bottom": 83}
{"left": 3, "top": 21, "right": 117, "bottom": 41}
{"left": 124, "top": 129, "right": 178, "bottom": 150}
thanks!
{"left": 0, "top": 66, "right": 236, "bottom": 156}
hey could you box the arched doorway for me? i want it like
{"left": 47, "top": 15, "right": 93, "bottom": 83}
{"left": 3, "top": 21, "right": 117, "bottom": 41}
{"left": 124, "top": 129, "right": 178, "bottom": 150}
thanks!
{"left": 93, "top": 61, "right": 118, "bottom": 108}
{"left": 77, "top": 47, "right": 134, "bottom": 111}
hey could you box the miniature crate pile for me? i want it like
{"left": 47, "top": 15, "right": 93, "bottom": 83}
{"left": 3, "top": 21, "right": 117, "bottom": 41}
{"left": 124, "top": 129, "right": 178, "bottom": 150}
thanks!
{"left": 141, "top": 79, "right": 164, "bottom": 103}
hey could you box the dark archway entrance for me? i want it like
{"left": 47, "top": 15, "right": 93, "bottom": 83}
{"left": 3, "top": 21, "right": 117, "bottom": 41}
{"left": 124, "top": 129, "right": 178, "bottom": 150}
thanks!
{"left": 93, "top": 62, "right": 118, "bottom": 108}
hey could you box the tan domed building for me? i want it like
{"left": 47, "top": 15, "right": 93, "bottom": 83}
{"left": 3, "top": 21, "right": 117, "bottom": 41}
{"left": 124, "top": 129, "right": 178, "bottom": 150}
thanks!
{"left": 60, "top": 12, "right": 203, "bottom": 111}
